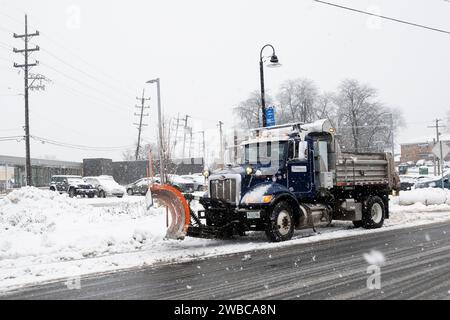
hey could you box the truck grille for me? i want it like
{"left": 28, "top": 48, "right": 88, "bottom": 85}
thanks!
{"left": 210, "top": 178, "right": 237, "bottom": 204}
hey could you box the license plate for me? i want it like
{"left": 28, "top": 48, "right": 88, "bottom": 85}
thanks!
{"left": 246, "top": 211, "right": 260, "bottom": 219}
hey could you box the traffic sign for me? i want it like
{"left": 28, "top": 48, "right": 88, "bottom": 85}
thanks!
{"left": 265, "top": 106, "right": 276, "bottom": 127}
{"left": 432, "top": 141, "right": 450, "bottom": 159}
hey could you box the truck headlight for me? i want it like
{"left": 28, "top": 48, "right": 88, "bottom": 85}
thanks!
{"left": 243, "top": 194, "right": 273, "bottom": 204}
{"left": 202, "top": 170, "right": 210, "bottom": 178}
{"left": 245, "top": 166, "right": 254, "bottom": 175}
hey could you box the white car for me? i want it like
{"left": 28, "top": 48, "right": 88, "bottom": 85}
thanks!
{"left": 180, "top": 174, "right": 207, "bottom": 191}
{"left": 83, "top": 175, "right": 126, "bottom": 198}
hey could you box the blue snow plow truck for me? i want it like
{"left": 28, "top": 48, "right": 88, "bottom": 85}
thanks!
{"left": 187, "top": 119, "right": 399, "bottom": 242}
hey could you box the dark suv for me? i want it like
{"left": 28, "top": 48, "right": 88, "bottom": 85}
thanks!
{"left": 126, "top": 178, "right": 156, "bottom": 196}
{"left": 50, "top": 175, "right": 96, "bottom": 198}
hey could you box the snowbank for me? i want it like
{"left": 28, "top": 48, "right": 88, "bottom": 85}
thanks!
{"left": 399, "top": 188, "right": 450, "bottom": 206}
{"left": 0, "top": 188, "right": 167, "bottom": 285}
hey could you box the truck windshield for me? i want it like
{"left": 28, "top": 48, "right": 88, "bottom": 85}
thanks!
{"left": 241, "top": 141, "right": 287, "bottom": 166}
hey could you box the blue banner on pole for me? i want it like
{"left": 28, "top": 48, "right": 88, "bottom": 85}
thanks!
{"left": 265, "top": 106, "right": 276, "bottom": 127}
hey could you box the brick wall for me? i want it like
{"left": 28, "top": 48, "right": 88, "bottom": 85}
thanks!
{"left": 400, "top": 141, "right": 450, "bottom": 163}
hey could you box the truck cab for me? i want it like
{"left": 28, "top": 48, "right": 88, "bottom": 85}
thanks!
{"left": 190, "top": 119, "right": 396, "bottom": 242}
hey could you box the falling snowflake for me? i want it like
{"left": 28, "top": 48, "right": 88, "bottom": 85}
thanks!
{"left": 242, "top": 254, "right": 252, "bottom": 261}
{"left": 425, "top": 234, "right": 431, "bottom": 242}
{"left": 363, "top": 250, "right": 385, "bottom": 266}
{"left": 186, "top": 285, "right": 192, "bottom": 290}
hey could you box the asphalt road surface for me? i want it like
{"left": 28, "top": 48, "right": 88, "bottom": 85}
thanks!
{"left": 2, "top": 221, "right": 450, "bottom": 300}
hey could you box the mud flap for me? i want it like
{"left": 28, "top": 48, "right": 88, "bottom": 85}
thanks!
{"left": 147, "top": 184, "right": 191, "bottom": 240}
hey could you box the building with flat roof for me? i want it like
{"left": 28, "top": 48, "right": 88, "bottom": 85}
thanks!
{"left": 0, "top": 155, "right": 82, "bottom": 190}
{"left": 400, "top": 134, "right": 450, "bottom": 164}
{"left": 0, "top": 155, "right": 204, "bottom": 191}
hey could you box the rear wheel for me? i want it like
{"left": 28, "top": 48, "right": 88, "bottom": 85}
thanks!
{"left": 68, "top": 188, "right": 76, "bottom": 198}
{"left": 362, "top": 196, "right": 385, "bottom": 229}
{"left": 265, "top": 201, "right": 295, "bottom": 242}
{"left": 98, "top": 190, "right": 106, "bottom": 198}
{"left": 127, "top": 189, "right": 133, "bottom": 196}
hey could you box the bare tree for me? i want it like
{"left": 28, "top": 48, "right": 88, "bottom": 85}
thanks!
{"left": 122, "top": 141, "right": 159, "bottom": 161}
{"left": 277, "top": 78, "right": 318, "bottom": 124}
{"left": 445, "top": 110, "right": 450, "bottom": 133}
{"left": 335, "top": 79, "right": 404, "bottom": 153}
{"left": 234, "top": 91, "right": 273, "bottom": 129}
{"left": 315, "top": 92, "right": 337, "bottom": 127}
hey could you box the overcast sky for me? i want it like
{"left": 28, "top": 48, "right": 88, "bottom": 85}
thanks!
{"left": 0, "top": 0, "right": 449, "bottom": 162}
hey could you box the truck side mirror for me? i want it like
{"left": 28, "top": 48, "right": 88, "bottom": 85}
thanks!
{"left": 297, "top": 141, "right": 308, "bottom": 161}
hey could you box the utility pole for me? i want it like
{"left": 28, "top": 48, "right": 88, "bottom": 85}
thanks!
{"left": 134, "top": 89, "right": 150, "bottom": 160}
{"left": 13, "top": 14, "right": 40, "bottom": 187}
{"left": 199, "top": 131, "right": 206, "bottom": 163}
{"left": 234, "top": 129, "right": 238, "bottom": 164}
{"left": 182, "top": 115, "right": 190, "bottom": 159}
{"left": 389, "top": 113, "right": 395, "bottom": 158}
{"left": 172, "top": 113, "right": 181, "bottom": 149}
{"left": 218, "top": 121, "right": 224, "bottom": 165}
{"left": 188, "top": 127, "right": 193, "bottom": 158}
{"left": 428, "top": 119, "right": 445, "bottom": 175}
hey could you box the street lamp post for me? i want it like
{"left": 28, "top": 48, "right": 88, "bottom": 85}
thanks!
{"left": 146, "top": 78, "right": 165, "bottom": 184}
{"left": 259, "top": 44, "right": 281, "bottom": 127}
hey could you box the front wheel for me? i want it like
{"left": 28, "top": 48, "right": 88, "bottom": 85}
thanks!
{"left": 265, "top": 201, "right": 295, "bottom": 242}
{"left": 362, "top": 196, "right": 385, "bottom": 229}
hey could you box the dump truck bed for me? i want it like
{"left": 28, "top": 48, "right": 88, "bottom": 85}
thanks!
{"left": 334, "top": 152, "right": 394, "bottom": 188}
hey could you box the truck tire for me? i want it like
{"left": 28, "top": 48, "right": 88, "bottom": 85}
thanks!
{"left": 98, "top": 190, "right": 106, "bottom": 198}
{"left": 362, "top": 196, "right": 385, "bottom": 229}
{"left": 127, "top": 189, "right": 133, "bottom": 196}
{"left": 265, "top": 201, "right": 295, "bottom": 242}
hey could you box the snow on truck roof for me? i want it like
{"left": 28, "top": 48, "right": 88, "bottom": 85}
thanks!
{"left": 242, "top": 119, "right": 334, "bottom": 145}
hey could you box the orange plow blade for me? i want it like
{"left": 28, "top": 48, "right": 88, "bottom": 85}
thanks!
{"left": 149, "top": 184, "right": 190, "bottom": 240}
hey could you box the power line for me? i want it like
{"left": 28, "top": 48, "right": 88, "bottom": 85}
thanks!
{"left": 314, "top": 0, "right": 450, "bottom": 35}
{"left": 49, "top": 78, "right": 130, "bottom": 115}
{"left": 0, "top": 135, "right": 24, "bottom": 141}
{"left": 39, "top": 61, "right": 131, "bottom": 112}
{"left": 31, "top": 135, "right": 134, "bottom": 151}
{"left": 2, "top": 4, "right": 140, "bottom": 96}
{"left": 3, "top": 7, "right": 139, "bottom": 101}
{"left": 32, "top": 44, "right": 137, "bottom": 104}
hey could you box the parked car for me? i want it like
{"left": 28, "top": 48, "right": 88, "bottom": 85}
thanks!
{"left": 414, "top": 173, "right": 450, "bottom": 189}
{"left": 50, "top": 175, "right": 96, "bottom": 198}
{"left": 126, "top": 177, "right": 159, "bottom": 196}
{"left": 180, "top": 174, "right": 207, "bottom": 191}
{"left": 166, "top": 174, "right": 196, "bottom": 193}
{"left": 83, "top": 176, "right": 125, "bottom": 198}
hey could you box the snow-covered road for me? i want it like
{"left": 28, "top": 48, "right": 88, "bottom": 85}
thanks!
{"left": 1, "top": 187, "right": 450, "bottom": 292}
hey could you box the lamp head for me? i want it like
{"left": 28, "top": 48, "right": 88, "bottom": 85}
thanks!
{"left": 267, "top": 55, "right": 282, "bottom": 68}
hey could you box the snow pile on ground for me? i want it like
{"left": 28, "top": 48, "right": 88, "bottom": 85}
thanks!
{"left": 399, "top": 188, "right": 450, "bottom": 206}
{"left": 0, "top": 187, "right": 167, "bottom": 287}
